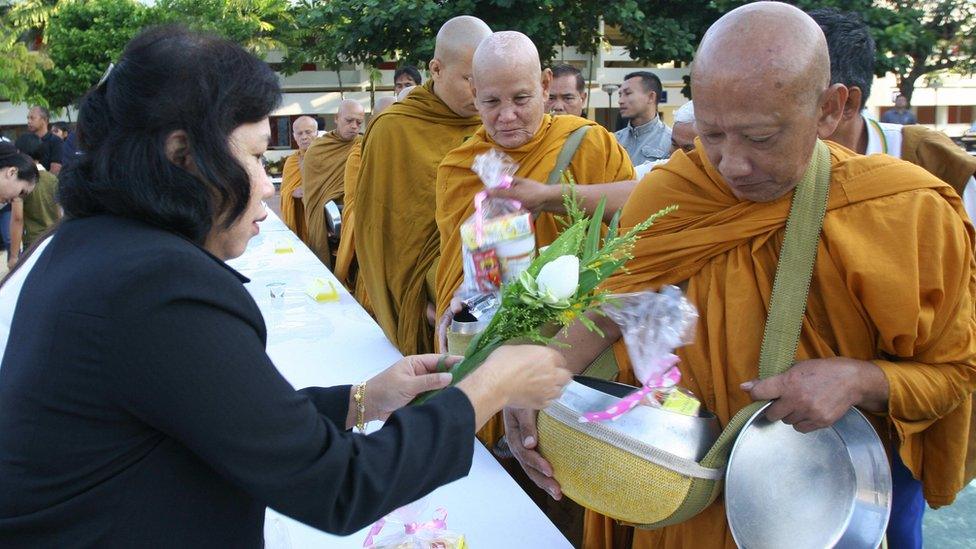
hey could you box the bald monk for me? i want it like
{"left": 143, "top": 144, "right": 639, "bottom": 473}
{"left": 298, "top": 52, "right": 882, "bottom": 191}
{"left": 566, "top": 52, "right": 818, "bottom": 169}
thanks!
{"left": 279, "top": 115, "right": 317, "bottom": 241}
{"left": 335, "top": 95, "right": 398, "bottom": 310}
{"left": 355, "top": 16, "right": 492, "bottom": 355}
{"left": 504, "top": 4, "right": 976, "bottom": 548}
{"left": 302, "top": 99, "right": 364, "bottom": 267}
{"left": 434, "top": 31, "right": 634, "bottom": 447}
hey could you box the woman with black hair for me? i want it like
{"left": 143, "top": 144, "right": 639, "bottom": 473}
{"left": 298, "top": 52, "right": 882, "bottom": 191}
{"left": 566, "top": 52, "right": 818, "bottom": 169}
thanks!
{"left": 0, "top": 143, "right": 37, "bottom": 203}
{"left": 0, "top": 27, "right": 570, "bottom": 547}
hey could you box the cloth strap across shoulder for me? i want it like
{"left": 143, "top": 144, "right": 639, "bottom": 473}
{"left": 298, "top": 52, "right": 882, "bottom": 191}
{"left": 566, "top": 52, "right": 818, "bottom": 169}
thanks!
{"left": 545, "top": 126, "right": 590, "bottom": 185}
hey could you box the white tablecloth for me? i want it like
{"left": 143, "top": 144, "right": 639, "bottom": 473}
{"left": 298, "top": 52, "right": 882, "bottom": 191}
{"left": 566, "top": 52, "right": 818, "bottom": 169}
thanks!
{"left": 227, "top": 211, "right": 571, "bottom": 548}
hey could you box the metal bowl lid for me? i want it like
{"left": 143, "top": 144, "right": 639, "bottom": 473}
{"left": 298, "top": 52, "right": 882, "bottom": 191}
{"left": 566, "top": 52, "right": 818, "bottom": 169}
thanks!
{"left": 725, "top": 402, "right": 891, "bottom": 549}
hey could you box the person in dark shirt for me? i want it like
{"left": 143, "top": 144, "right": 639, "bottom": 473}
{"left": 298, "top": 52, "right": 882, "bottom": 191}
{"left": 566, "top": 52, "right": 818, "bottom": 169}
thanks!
{"left": 0, "top": 26, "right": 570, "bottom": 548}
{"left": 51, "top": 121, "right": 80, "bottom": 168}
{"left": 26, "top": 106, "right": 64, "bottom": 175}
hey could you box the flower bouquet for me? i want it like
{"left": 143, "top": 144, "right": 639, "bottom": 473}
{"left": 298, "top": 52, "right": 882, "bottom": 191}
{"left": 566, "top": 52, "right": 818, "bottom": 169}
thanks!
{"left": 414, "top": 187, "right": 675, "bottom": 404}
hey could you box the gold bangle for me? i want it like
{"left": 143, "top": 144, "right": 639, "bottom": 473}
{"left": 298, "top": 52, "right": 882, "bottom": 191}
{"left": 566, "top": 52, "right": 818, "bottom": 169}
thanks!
{"left": 353, "top": 382, "right": 367, "bottom": 433}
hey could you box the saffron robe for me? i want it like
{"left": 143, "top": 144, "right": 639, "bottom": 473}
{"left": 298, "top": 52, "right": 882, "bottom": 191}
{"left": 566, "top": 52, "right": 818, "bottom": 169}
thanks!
{"left": 354, "top": 80, "right": 481, "bottom": 355}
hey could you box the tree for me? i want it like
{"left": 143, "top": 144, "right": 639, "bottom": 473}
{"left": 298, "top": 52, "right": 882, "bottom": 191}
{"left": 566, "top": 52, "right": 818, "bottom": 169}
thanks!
{"left": 883, "top": 0, "right": 976, "bottom": 103}
{"left": 39, "top": 0, "right": 148, "bottom": 111}
{"left": 150, "top": 0, "right": 298, "bottom": 57}
{"left": 285, "top": 0, "right": 720, "bottom": 75}
{"left": 0, "top": 26, "right": 52, "bottom": 105}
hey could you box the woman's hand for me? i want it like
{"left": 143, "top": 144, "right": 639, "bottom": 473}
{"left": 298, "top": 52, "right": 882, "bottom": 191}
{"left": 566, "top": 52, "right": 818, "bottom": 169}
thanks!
{"left": 456, "top": 345, "right": 571, "bottom": 430}
{"left": 362, "top": 354, "right": 461, "bottom": 423}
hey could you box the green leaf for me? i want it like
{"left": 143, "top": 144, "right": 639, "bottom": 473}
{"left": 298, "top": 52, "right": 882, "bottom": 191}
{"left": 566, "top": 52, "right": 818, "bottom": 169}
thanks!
{"left": 583, "top": 196, "right": 606, "bottom": 261}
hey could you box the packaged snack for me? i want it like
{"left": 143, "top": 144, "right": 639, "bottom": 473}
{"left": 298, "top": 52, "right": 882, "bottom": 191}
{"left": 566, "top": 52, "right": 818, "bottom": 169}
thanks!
{"left": 456, "top": 149, "right": 536, "bottom": 298}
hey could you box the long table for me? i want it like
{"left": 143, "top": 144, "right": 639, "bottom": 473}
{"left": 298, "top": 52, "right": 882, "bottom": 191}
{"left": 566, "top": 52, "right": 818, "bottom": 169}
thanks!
{"left": 227, "top": 211, "right": 571, "bottom": 548}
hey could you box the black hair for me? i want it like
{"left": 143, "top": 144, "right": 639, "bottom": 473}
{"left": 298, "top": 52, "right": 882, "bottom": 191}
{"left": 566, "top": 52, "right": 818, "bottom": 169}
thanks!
{"left": 808, "top": 8, "right": 875, "bottom": 110}
{"left": 60, "top": 25, "right": 281, "bottom": 244}
{"left": 551, "top": 64, "right": 585, "bottom": 94}
{"left": 394, "top": 65, "right": 423, "bottom": 86}
{"left": 14, "top": 133, "right": 43, "bottom": 163}
{"left": 624, "top": 71, "right": 663, "bottom": 104}
{"left": 0, "top": 142, "right": 39, "bottom": 185}
{"left": 52, "top": 121, "right": 71, "bottom": 135}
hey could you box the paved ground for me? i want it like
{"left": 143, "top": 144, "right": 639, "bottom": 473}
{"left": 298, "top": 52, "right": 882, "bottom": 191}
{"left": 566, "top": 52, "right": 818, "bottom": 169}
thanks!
{"left": 923, "top": 480, "right": 976, "bottom": 547}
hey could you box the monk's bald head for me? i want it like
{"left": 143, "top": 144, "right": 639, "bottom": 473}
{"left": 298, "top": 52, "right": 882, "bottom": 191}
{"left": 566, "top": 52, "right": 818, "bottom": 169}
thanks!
{"left": 374, "top": 95, "right": 396, "bottom": 115}
{"left": 472, "top": 31, "right": 542, "bottom": 87}
{"left": 429, "top": 16, "right": 491, "bottom": 117}
{"left": 690, "top": 2, "right": 846, "bottom": 203}
{"left": 335, "top": 99, "right": 365, "bottom": 141}
{"left": 693, "top": 2, "right": 830, "bottom": 109}
{"left": 292, "top": 115, "right": 318, "bottom": 152}
{"left": 434, "top": 16, "right": 492, "bottom": 68}
{"left": 471, "top": 31, "right": 551, "bottom": 149}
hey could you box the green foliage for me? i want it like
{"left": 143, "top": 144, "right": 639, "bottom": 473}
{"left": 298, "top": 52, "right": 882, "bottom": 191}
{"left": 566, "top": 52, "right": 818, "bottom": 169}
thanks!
{"left": 285, "top": 0, "right": 721, "bottom": 74}
{"left": 151, "top": 0, "right": 297, "bottom": 57}
{"left": 40, "top": 0, "right": 147, "bottom": 111}
{"left": 0, "top": 26, "right": 51, "bottom": 104}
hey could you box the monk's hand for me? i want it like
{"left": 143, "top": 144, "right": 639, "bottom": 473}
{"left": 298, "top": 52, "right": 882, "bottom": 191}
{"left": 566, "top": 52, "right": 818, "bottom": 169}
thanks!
{"left": 436, "top": 297, "right": 463, "bottom": 352}
{"left": 504, "top": 407, "right": 562, "bottom": 500}
{"left": 292, "top": 187, "right": 303, "bottom": 199}
{"left": 741, "top": 357, "right": 889, "bottom": 433}
{"left": 365, "top": 354, "right": 460, "bottom": 421}
{"left": 487, "top": 177, "right": 561, "bottom": 214}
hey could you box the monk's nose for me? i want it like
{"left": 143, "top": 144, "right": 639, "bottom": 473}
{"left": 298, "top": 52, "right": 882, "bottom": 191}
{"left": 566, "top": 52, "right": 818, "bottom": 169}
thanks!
{"left": 717, "top": 150, "right": 752, "bottom": 181}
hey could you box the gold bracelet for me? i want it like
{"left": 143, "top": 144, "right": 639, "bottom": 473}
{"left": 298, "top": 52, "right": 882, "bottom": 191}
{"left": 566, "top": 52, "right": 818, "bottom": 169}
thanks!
{"left": 353, "top": 382, "right": 367, "bottom": 433}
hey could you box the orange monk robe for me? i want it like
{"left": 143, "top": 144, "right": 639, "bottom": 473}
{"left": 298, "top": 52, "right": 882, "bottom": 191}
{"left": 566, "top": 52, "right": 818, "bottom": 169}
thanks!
{"left": 335, "top": 141, "right": 362, "bottom": 287}
{"left": 583, "top": 140, "right": 976, "bottom": 549}
{"left": 334, "top": 141, "right": 372, "bottom": 313}
{"left": 279, "top": 152, "right": 308, "bottom": 241}
{"left": 302, "top": 131, "right": 361, "bottom": 268}
{"left": 435, "top": 115, "right": 634, "bottom": 446}
{"left": 355, "top": 80, "right": 482, "bottom": 355}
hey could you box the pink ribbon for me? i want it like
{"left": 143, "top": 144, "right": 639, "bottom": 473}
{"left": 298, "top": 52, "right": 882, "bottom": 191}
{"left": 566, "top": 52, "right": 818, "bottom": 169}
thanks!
{"left": 474, "top": 174, "right": 517, "bottom": 248}
{"left": 579, "top": 355, "right": 682, "bottom": 423}
{"left": 363, "top": 507, "right": 449, "bottom": 547}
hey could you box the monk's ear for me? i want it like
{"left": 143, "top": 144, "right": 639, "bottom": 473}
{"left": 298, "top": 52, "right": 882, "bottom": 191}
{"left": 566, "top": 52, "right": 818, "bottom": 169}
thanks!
{"left": 429, "top": 58, "right": 442, "bottom": 82}
{"left": 816, "top": 83, "right": 848, "bottom": 139}
{"left": 541, "top": 68, "right": 553, "bottom": 96}
{"left": 842, "top": 86, "right": 862, "bottom": 122}
{"left": 164, "top": 130, "right": 196, "bottom": 172}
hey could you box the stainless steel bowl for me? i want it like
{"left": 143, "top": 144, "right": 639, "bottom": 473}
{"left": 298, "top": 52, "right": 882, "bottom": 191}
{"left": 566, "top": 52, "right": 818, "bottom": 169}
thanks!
{"left": 557, "top": 377, "right": 721, "bottom": 462}
{"left": 725, "top": 402, "right": 891, "bottom": 549}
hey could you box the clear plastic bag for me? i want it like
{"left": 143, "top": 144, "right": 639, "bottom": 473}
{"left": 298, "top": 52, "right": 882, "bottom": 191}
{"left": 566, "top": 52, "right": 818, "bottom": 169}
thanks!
{"left": 581, "top": 287, "right": 700, "bottom": 422}
{"left": 457, "top": 149, "right": 535, "bottom": 297}
{"left": 363, "top": 500, "right": 466, "bottom": 549}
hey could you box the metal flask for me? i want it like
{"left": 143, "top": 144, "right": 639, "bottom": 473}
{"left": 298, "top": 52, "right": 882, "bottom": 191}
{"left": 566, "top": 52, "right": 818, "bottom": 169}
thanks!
{"left": 725, "top": 402, "right": 892, "bottom": 549}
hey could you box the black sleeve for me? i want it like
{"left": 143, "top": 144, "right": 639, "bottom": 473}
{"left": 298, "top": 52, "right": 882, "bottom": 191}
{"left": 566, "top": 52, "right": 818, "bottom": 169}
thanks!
{"left": 48, "top": 136, "right": 64, "bottom": 165}
{"left": 299, "top": 386, "right": 352, "bottom": 427}
{"left": 110, "top": 260, "right": 476, "bottom": 535}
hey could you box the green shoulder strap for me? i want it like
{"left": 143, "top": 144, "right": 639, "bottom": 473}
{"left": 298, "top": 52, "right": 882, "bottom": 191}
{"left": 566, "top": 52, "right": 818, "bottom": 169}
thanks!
{"left": 545, "top": 125, "right": 590, "bottom": 185}
{"left": 699, "top": 139, "right": 833, "bottom": 470}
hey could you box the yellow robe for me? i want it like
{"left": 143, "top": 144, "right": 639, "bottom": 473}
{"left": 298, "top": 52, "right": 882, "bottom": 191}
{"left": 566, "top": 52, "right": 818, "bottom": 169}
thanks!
{"left": 334, "top": 141, "right": 372, "bottom": 313}
{"left": 279, "top": 152, "right": 308, "bottom": 242}
{"left": 355, "top": 80, "right": 482, "bottom": 355}
{"left": 900, "top": 125, "right": 976, "bottom": 197}
{"left": 584, "top": 140, "right": 976, "bottom": 549}
{"left": 302, "top": 131, "right": 361, "bottom": 268}
{"left": 435, "top": 114, "right": 634, "bottom": 446}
